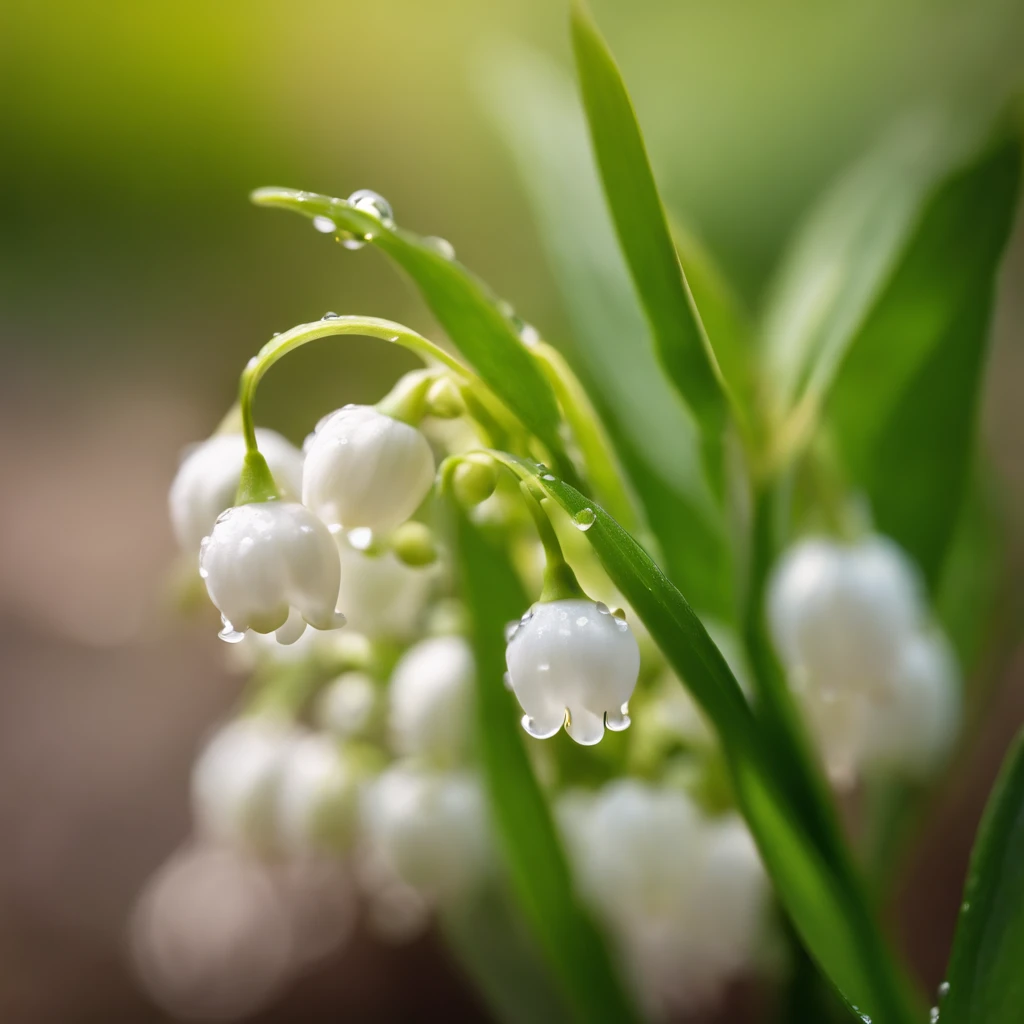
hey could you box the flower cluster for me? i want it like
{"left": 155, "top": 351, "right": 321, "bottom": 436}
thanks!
{"left": 768, "top": 534, "right": 961, "bottom": 787}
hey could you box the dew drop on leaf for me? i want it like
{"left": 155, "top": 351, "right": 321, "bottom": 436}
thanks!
{"left": 312, "top": 215, "right": 337, "bottom": 234}
{"left": 423, "top": 236, "right": 456, "bottom": 261}
{"left": 573, "top": 508, "right": 596, "bottom": 531}
{"left": 347, "top": 188, "right": 394, "bottom": 226}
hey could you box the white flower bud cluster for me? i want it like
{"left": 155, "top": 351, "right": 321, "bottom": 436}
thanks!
{"left": 559, "top": 780, "right": 769, "bottom": 1015}
{"left": 768, "top": 534, "right": 961, "bottom": 787}
{"left": 169, "top": 395, "right": 438, "bottom": 645}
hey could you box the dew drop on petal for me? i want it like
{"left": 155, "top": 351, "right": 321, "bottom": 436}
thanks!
{"left": 423, "top": 236, "right": 456, "bottom": 261}
{"left": 218, "top": 618, "right": 245, "bottom": 644}
{"left": 595, "top": 602, "right": 611, "bottom": 615}
{"left": 576, "top": 616, "right": 589, "bottom": 627}
{"left": 573, "top": 508, "right": 596, "bottom": 531}
{"left": 502, "top": 672, "right": 514, "bottom": 692}
{"left": 312, "top": 215, "right": 337, "bottom": 234}
{"left": 348, "top": 527, "right": 374, "bottom": 551}
{"left": 520, "top": 609, "right": 534, "bottom": 624}
{"left": 198, "top": 566, "right": 209, "bottom": 579}
{"left": 503, "top": 621, "right": 520, "bottom": 643}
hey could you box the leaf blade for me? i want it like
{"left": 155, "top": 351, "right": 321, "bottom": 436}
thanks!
{"left": 251, "top": 187, "right": 573, "bottom": 478}
{"left": 941, "top": 729, "right": 1024, "bottom": 1023}
{"left": 569, "top": 1, "right": 729, "bottom": 436}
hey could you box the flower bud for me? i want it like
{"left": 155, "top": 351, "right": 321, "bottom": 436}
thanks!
{"left": 391, "top": 521, "right": 438, "bottom": 568}
{"left": 361, "top": 766, "right": 490, "bottom": 901}
{"left": 275, "top": 733, "right": 359, "bottom": 855}
{"left": 199, "top": 502, "right": 346, "bottom": 643}
{"left": 451, "top": 454, "right": 498, "bottom": 507}
{"left": 425, "top": 376, "right": 465, "bottom": 419}
{"left": 505, "top": 599, "right": 640, "bottom": 745}
{"left": 302, "top": 405, "right": 435, "bottom": 533}
{"left": 190, "top": 717, "right": 295, "bottom": 854}
{"left": 169, "top": 430, "right": 303, "bottom": 554}
{"left": 389, "top": 636, "right": 474, "bottom": 762}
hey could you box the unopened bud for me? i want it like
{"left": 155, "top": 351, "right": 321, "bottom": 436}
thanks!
{"left": 452, "top": 454, "right": 498, "bottom": 507}
{"left": 391, "top": 521, "right": 438, "bottom": 568}
{"left": 425, "top": 377, "right": 465, "bottom": 419}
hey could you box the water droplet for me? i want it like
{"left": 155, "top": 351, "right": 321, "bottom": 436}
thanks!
{"left": 322, "top": 311, "right": 341, "bottom": 320}
{"left": 613, "top": 616, "right": 630, "bottom": 632}
{"left": 576, "top": 616, "right": 589, "bottom": 627}
{"left": 348, "top": 527, "right": 374, "bottom": 551}
{"left": 273, "top": 331, "right": 281, "bottom": 337}
{"left": 572, "top": 508, "right": 596, "bottom": 531}
{"left": 218, "top": 617, "right": 245, "bottom": 644}
{"left": 328, "top": 523, "right": 344, "bottom": 535}
{"left": 502, "top": 672, "right": 514, "bottom": 692}
{"left": 340, "top": 235, "right": 366, "bottom": 251}
{"left": 504, "top": 620, "right": 520, "bottom": 643}
{"left": 312, "top": 215, "right": 337, "bottom": 234}
{"left": 519, "top": 323, "right": 540, "bottom": 346}
{"left": 541, "top": 473, "right": 556, "bottom": 481}
{"left": 961, "top": 901, "right": 971, "bottom": 912}
{"left": 347, "top": 188, "right": 394, "bottom": 225}
{"left": 496, "top": 299, "right": 514, "bottom": 318}
{"left": 595, "top": 602, "right": 611, "bottom": 615}
{"left": 536, "top": 662, "right": 550, "bottom": 672}
{"left": 245, "top": 356, "right": 258, "bottom": 371}
{"left": 520, "top": 609, "right": 535, "bottom": 624}
{"left": 423, "top": 235, "right": 456, "bottom": 260}
{"left": 929, "top": 1008, "right": 939, "bottom": 1024}
{"left": 198, "top": 566, "right": 208, "bottom": 579}
{"left": 938, "top": 982, "right": 950, "bottom": 999}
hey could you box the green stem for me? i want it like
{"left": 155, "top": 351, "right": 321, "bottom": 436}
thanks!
{"left": 531, "top": 342, "right": 640, "bottom": 533}
{"left": 238, "top": 315, "right": 468, "bottom": 456}
{"left": 519, "top": 482, "right": 585, "bottom": 603}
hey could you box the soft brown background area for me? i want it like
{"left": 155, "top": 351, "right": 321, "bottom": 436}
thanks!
{"left": 2, "top": 0, "right": 1024, "bottom": 1020}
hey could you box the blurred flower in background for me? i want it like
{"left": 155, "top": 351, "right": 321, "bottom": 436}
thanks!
{"left": 1, "top": 0, "right": 1023, "bottom": 1022}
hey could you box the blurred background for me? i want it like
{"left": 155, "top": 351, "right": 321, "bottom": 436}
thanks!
{"left": 2, "top": 0, "right": 1024, "bottom": 1020}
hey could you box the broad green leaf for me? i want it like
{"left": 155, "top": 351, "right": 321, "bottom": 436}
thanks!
{"left": 761, "top": 110, "right": 970, "bottom": 422}
{"left": 511, "top": 458, "right": 917, "bottom": 1023}
{"left": 451, "top": 500, "right": 640, "bottom": 1024}
{"left": 826, "top": 135, "right": 1021, "bottom": 589}
{"left": 940, "top": 729, "right": 1024, "bottom": 1023}
{"left": 251, "top": 187, "right": 575, "bottom": 482}
{"left": 479, "top": 45, "right": 734, "bottom": 618}
{"left": 570, "top": 1, "right": 733, "bottom": 441}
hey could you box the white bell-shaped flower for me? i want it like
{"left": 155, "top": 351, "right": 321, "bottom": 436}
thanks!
{"left": 334, "top": 533, "right": 434, "bottom": 639}
{"left": 190, "top": 717, "right": 295, "bottom": 854}
{"left": 558, "top": 780, "right": 768, "bottom": 1014}
{"left": 315, "top": 671, "right": 379, "bottom": 738}
{"left": 863, "top": 630, "right": 961, "bottom": 778}
{"left": 768, "top": 534, "right": 923, "bottom": 696}
{"left": 169, "top": 430, "right": 303, "bottom": 554}
{"left": 302, "top": 405, "right": 435, "bottom": 534}
{"left": 274, "top": 732, "right": 358, "bottom": 855}
{"left": 389, "top": 636, "right": 474, "bottom": 762}
{"left": 360, "top": 765, "right": 489, "bottom": 902}
{"left": 505, "top": 599, "right": 640, "bottom": 745}
{"left": 199, "top": 502, "right": 346, "bottom": 643}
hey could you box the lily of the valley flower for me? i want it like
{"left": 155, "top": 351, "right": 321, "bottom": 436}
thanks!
{"left": 360, "top": 765, "right": 489, "bottom": 902}
{"left": 388, "top": 635, "right": 474, "bottom": 762}
{"left": 303, "top": 405, "right": 435, "bottom": 534}
{"left": 199, "top": 502, "right": 346, "bottom": 643}
{"left": 768, "top": 534, "right": 959, "bottom": 785}
{"left": 558, "top": 780, "right": 768, "bottom": 1014}
{"left": 169, "top": 430, "right": 304, "bottom": 554}
{"left": 505, "top": 598, "right": 640, "bottom": 745}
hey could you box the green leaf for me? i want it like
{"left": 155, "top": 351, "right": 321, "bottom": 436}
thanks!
{"left": 510, "top": 457, "right": 917, "bottom": 1023}
{"left": 478, "top": 45, "right": 734, "bottom": 618}
{"left": 451, "top": 499, "right": 640, "bottom": 1024}
{"left": 250, "top": 187, "right": 574, "bottom": 481}
{"left": 761, "top": 110, "right": 970, "bottom": 422}
{"left": 941, "top": 728, "right": 1024, "bottom": 1023}
{"left": 569, "top": 1, "right": 732, "bottom": 441}
{"left": 826, "top": 134, "right": 1021, "bottom": 589}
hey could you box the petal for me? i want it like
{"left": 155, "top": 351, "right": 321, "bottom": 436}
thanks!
{"left": 565, "top": 707, "right": 605, "bottom": 746}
